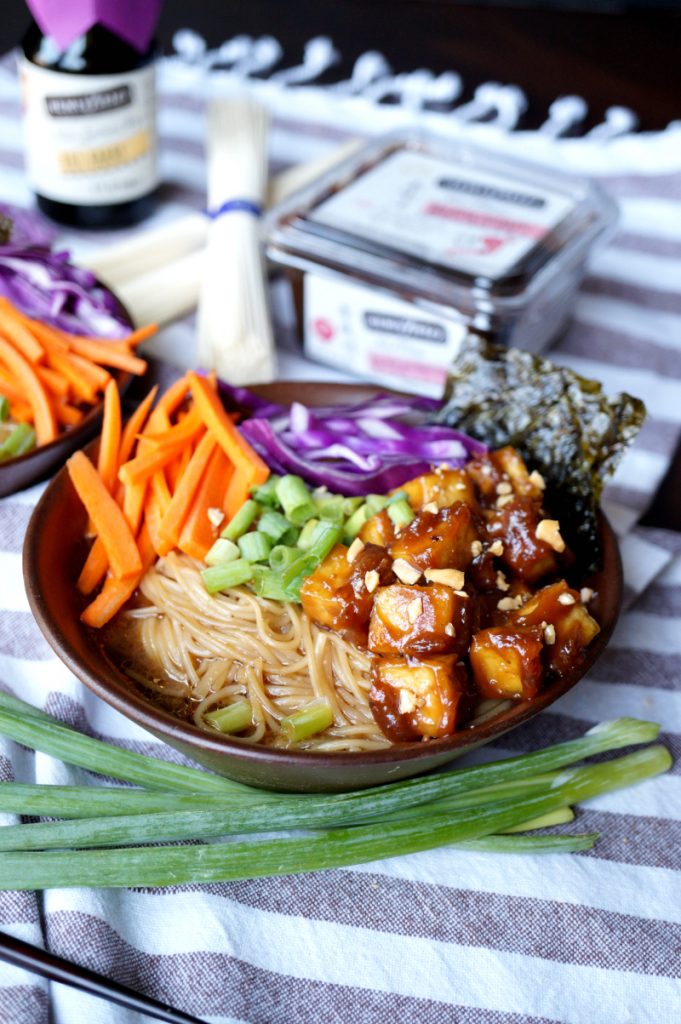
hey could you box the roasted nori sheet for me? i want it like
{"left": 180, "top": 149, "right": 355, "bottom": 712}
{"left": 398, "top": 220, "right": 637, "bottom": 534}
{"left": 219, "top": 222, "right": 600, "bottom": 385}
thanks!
{"left": 433, "top": 335, "right": 646, "bottom": 567}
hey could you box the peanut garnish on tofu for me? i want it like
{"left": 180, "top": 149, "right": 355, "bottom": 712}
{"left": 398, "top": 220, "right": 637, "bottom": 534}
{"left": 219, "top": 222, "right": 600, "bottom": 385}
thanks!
{"left": 392, "top": 558, "right": 421, "bottom": 585}
{"left": 424, "top": 568, "right": 465, "bottom": 590}
{"left": 347, "top": 537, "right": 365, "bottom": 563}
{"left": 535, "top": 518, "right": 566, "bottom": 553}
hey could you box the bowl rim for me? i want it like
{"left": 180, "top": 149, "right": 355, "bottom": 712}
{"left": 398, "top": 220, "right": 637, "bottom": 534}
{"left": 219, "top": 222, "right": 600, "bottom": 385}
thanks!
{"left": 22, "top": 379, "right": 623, "bottom": 773}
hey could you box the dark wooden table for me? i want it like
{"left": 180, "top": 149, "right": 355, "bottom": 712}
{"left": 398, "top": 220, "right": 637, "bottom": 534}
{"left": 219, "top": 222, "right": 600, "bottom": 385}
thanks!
{"left": 2, "top": 1, "right": 679, "bottom": 527}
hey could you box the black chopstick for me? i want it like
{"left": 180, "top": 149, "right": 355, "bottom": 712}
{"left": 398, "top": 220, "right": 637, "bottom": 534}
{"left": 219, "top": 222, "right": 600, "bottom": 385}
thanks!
{"left": 0, "top": 930, "right": 207, "bottom": 1023}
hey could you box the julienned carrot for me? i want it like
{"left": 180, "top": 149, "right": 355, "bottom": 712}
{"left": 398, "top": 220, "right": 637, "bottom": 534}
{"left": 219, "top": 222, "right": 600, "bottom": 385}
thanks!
{"left": 0, "top": 336, "right": 56, "bottom": 444}
{"left": 118, "top": 385, "right": 158, "bottom": 466}
{"left": 67, "top": 451, "right": 142, "bottom": 580}
{"left": 119, "top": 423, "right": 205, "bottom": 489}
{"left": 0, "top": 304, "right": 44, "bottom": 364}
{"left": 97, "top": 380, "right": 122, "bottom": 494}
{"left": 166, "top": 445, "right": 191, "bottom": 491}
{"left": 10, "top": 400, "right": 34, "bottom": 423}
{"left": 142, "top": 405, "right": 203, "bottom": 448}
{"left": 147, "top": 374, "right": 190, "bottom": 428}
{"left": 178, "top": 446, "right": 233, "bottom": 561}
{"left": 24, "top": 319, "right": 70, "bottom": 354}
{"left": 224, "top": 466, "right": 256, "bottom": 522}
{"left": 35, "top": 365, "right": 70, "bottom": 398}
{"left": 80, "top": 524, "right": 156, "bottom": 628}
{"left": 67, "top": 322, "right": 157, "bottom": 350}
{"left": 54, "top": 399, "right": 84, "bottom": 428}
{"left": 122, "top": 479, "right": 147, "bottom": 537}
{"left": 151, "top": 470, "right": 172, "bottom": 514}
{"left": 69, "top": 352, "right": 111, "bottom": 391}
{"left": 145, "top": 492, "right": 171, "bottom": 557}
{"left": 77, "top": 536, "right": 108, "bottom": 595}
{"left": 67, "top": 336, "right": 147, "bottom": 376}
{"left": 46, "top": 351, "right": 98, "bottom": 404}
{"left": 0, "top": 371, "right": 25, "bottom": 405}
{"left": 158, "top": 431, "right": 217, "bottom": 548}
{"left": 187, "top": 371, "right": 269, "bottom": 485}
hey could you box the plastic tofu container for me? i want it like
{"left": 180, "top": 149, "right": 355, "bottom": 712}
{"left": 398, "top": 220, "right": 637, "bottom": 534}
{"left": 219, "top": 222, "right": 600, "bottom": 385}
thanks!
{"left": 265, "top": 130, "right": 617, "bottom": 397}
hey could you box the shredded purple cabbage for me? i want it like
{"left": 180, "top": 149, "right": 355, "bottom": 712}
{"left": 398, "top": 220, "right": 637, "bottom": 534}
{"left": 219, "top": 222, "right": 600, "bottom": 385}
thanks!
{"left": 230, "top": 386, "right": 486, "bottom": 495}
{"left": 0, "top": 246, "right": 130, "bottom": 338}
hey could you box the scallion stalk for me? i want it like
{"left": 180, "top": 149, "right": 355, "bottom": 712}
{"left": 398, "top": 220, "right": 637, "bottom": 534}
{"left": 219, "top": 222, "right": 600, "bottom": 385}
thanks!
{"left": 204, "top": 537, "right": 240, "bottom": 567}
{"left": 281, "top": 701, "right": 334, "bottom": 743}
{"left": 221, "top": 499, "right": 259, "bottom": 540}
{"left": 201, "top": 559, "right": 254, "bottom": 594}
{"left": 457, "top": 833, "right": 599, "bottom": 854}
{"left": 237, "top": 532, "right": 272, "bottom": 563}
{"left": 205, "top": 700, "right": 253, "bottom": 735}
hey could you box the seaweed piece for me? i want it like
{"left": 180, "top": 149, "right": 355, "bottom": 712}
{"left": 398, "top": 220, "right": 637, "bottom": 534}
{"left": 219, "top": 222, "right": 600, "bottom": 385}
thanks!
{"left": 433, "top": 334, "right": 646, "bottom": 567}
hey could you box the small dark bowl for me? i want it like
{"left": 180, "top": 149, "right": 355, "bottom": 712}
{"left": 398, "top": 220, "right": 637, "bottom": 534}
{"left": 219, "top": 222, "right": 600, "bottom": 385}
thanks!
{"left": 23, "top": 381, "right": 623, "bottom": 793}
{"left": 0, "top": 296, "right": 134, "bottom": 498}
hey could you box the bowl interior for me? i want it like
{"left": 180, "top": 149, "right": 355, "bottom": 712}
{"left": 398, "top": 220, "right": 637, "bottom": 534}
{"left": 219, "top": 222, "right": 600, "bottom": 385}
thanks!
{"left": 23, "top": 381, "right": 623, "bottom": 792}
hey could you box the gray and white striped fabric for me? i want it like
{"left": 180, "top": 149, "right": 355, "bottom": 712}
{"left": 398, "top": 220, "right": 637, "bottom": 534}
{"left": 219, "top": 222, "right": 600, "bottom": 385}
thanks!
{"left": 2, "top": 41, "right": 681, "bottom": 1024}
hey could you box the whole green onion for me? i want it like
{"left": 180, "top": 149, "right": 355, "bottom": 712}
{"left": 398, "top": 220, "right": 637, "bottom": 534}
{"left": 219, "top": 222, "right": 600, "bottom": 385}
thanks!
{"left": 205, "top": 700, "right": 253, "bottom": 735}
{"left": 204, "top": 537, "right": 240, "bottom": 567}
{"left": 238, "top": 532, "right": 272, "bottom": 563}
{"left": 201, "top": 559, "right": 254, "bottom": 594}
{"left": 221, "top": 499, "right": 259, "bottom": 540}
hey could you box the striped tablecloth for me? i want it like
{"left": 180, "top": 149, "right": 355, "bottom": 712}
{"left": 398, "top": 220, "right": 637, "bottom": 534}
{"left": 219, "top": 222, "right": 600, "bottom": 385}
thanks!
{"left": 2, "top": 40, "right": 681, "bottom": 1024}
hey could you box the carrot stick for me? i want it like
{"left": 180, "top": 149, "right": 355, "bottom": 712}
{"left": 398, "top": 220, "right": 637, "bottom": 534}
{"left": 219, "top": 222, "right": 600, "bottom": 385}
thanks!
{"left": 35, "top": 364, "right": 70, "bottom": 398}
{"left": 80, "top": 524, "right": 156, "bottom": 629}
{"left": 0, "top": 302, "right": 44, "bottom": 363}
{"left": 166, "top": 445, "right": 191, "bottom": 491}
{"left": 0, "top": 371, "right": 26, "bottom": 404}
{"left": 54, "top": 398, "right": 84, "bottom": 428}
{"left": 151, "top": 470, "right": 172, "bottom": 514}
{"left": 188, "top": 371, "right": 269, "bottom": 484}
{"left": 145, "top": 492, "right": 172, "bottom": 557}
{"left": 118, "top": 423, "right": 205, "bottom": 488}
{"left": 122, "top": 479, "right": 147, "bottom": 537}
{"left": 142, "top": 405, "right": 203, "bottom": 447}
{"left": 158, "top": 431, "right": 217, "bottom": 549}
{"left": 46, "top": 351, "right": 98, "bottom": 404}
{"left": 97, "top": 380, "right": 122, "bottom": 493}
{"left": 77, "top": 537, "right": 108, "bottom": 595}
{"left": 0, "top": 336, "right": 56, "bottom": 444}
{"left": 146, "top": 374, "right": 190, "bottom": 428}
{"left": 67, "top": 335, "right": 147, "bottom": 376}
{"left": 118, "top": 323, "right": 158, "bottom": 348}
{"left": 24, "top": 320, "right": 70, "bottom": 353}
{"left": 179, "top": 447, "right": 233, "bottom": 561}
{"left": 118, "top": 384, "right": 158, "bottom": 465}
{"left": 9, "top": 400, "right": 34, "bottom": 423}
{"left": 223, "top": 466, "right": 257, "bottom": 521}
{"left": 67, "top": 451, "right": 142, "bottom": 580}
{"left": 69, "top": 352, "right": 111, "bottom": 391}
{"left": 67, "top": 322, "right": 157, "bottom": 350}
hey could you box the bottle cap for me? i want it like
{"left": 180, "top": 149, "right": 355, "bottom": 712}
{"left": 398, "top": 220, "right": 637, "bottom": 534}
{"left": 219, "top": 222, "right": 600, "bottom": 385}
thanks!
{"left": 27, "top": 0, "right": 163, "bottom": 54}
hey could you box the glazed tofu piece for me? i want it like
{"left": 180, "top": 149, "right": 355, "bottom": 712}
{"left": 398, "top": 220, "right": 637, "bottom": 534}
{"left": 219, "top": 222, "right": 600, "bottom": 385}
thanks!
{"left": 389, "top": 503, "right": 481, "bottom": 572}
{"left": 469, "top": 626, "right": 545, "bottom": 699}
{"left": 358, "top": 509, "right": 395, "bottom": 548}
{"left": 512, "top": 580, "right": 600, "bottom": 675}
{"left": 486, "top": 497, "right": 558, "bottom": 583}
{"left": 300, "top": 543, "right": 393, "bottom": 636}
{"left": 368, "top": 583, "right": 461, "bottom": 656}
{"left": 370, "top": 655, "right": 470, "bottom": 740}
{"left": 394, "top": 470, "right": 478, "bottom": 512}
{"left": 491, "top": 447, "right": 545, "bottom": 500}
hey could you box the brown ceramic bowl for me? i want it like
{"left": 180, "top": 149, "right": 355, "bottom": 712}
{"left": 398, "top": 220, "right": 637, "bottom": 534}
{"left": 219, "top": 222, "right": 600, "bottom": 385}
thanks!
{"left": 23, "top": 381, "right": 623, "bottom": 793}
{"left": 0, "top": 293, "right": 134, "bottom": 498}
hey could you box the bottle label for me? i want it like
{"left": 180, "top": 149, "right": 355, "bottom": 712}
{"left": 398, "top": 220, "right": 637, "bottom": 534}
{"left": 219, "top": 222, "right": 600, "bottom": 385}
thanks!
{"left": 19, "top": 58, "right": 157, "bottom": 206}
{"left": 303, "top": 271, "right": 467, "bottom": 398}
{"left": 311, "top": 149, "right": 574, "bottom": 280}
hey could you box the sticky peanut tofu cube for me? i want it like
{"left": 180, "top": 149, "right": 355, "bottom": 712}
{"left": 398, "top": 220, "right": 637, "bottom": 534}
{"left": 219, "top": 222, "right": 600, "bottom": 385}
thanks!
{"left": 358, "top": 509, "right": 395, "bottom": 548}
{"left": 370, "top": 655, "right": 470, "bottom": 740}
{"left": 486, "top": 497, "right": 558, "bottom": 583}
{"left": 491, "top": 447, "right": 544, "bottom": 500}
{"left": 368, "top": 583, "right": 460, "bottom": 656}
{"left": 389, "top": 504, "right": 481, "bottom": 572}
{"left": 394, "top": 470, "right": 478, "bottom": 512}
{"left": 512, "top": 580, "right": 600, "bottom": 674}
{"left": 300, "top": 543, "right": 393, "bottom": 634}
{"left": 470, "top": 626, "right": 545, "bottom": 699}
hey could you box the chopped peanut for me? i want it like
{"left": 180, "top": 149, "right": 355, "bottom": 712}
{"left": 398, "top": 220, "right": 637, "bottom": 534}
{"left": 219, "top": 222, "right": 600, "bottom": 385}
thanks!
{"left": 422, "top": 501, "right": 439, "bottom": 514}
{"left": 535, "top": 518, "right": 566, "bottom": 553}
{"left": 347, "top": 537, "right": 365, "bottom": 563}
{"left": 207, "top": 507, "right": 225, "bottom": 528}
{"left": 496, "top": 481, "right": 513, "bottom": 495}
{"left": 392, "top": 558, "right": 422, "bottom": 585}
{"left": 580, "top": 587, "right": 594, "bottom": 603}
{"left": 558, "top": 592, "right": 576, "bottom": 605}
{"left": 364, "top": 569, "right": 380, "bottom": 593}
{"left": 470, "top": 540, "right": 483, "bottom": 557}
{"left": 496, "top": 571, "right": 510, "bottom": 592}
{"left": 407, "top": 596, "right": 423, "bottom": 623}
{"left": 424, "top": 567, "right": 465, "bottom": 590}
{"left": 529, "top": 470, "right": 546, "bottom": 491}
{"left": 445, "top": 623, "right": 456, "bottom": 637}
{"left": 488, "top": 540, "right": 504, "bottom": 556}
{"left": 543, "top": 623, "right": 556, "bottom": 644}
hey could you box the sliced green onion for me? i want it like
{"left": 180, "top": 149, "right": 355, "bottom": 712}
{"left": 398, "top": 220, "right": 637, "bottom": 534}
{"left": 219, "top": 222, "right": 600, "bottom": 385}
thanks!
{"left": 0, "top": 422, "right": 37, "bottom": 461}
{"left": 281, "top": 701, "right": 335, "bottom": 743}
{"left": 252, "top": 566, "right": 291, "bottom": 602}
{"left": 257, "top": 509, "right": 292, "bottom": 542}
{"left": 387, "top": 498, "right": 414, "bottom": 529}
{"left": 269, "top": 545, "right": 300, "bottom": 573}
{"left": 204, "top": 537, "right": 240, "bottom": 567}
{"left": 205, "top": 701, "right": 253, "bottom": 735}
{"left": 276, "top": 475, "right": 316, "bottom": 525}
{"left": 201, "top": 559, "right": 254, "bottom": 594}
{"left": 386, "top": 490, "right": 408, "bottom": 505}
{"left": 0, "top": 395, "right": 9, "bottom": 421}
{"left": 314, "top": 495, "right": 346, "bottom": 524}
{"left": 297, "top": 518, "right": 321, "bottom": 550}
{"left": 306, "top": 521, "right": 342, "bottom": 563}
{"left": 342, "top": 496, "right": 364, "bottom": 516}
{"left": 343, "top": 504, "right": 370, "bottom": 542}
{"left": 221, "top": 499, "right": 259, "bottom": 541}
{"left": 250, "top": 475, "right": 281, "bottom": 507}
{"left": 365, "top": 494, "right": 389, "bottom": 516}
{"left": 237, "top": 532, "right": 272, "bottom": 564}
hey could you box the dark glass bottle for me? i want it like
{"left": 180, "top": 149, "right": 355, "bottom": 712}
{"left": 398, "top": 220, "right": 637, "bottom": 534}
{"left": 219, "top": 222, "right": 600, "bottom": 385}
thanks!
{"left": 21, "top": 21, "right": 158, "bottom": 229}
